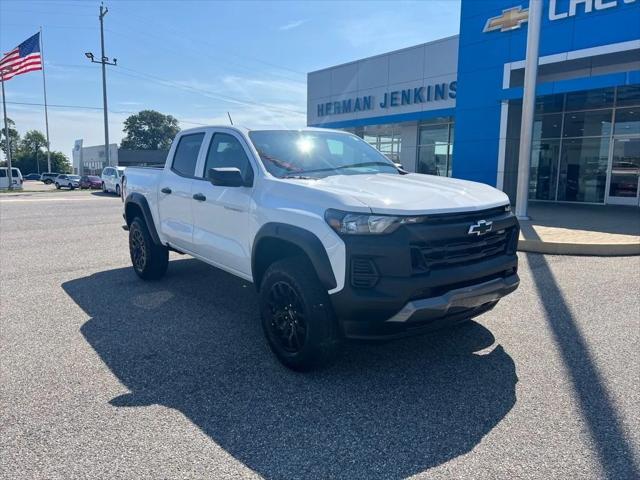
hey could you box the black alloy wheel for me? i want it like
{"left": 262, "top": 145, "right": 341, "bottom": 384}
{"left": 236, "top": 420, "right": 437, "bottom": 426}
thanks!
{"left": 130, "top": 227, "right": 147, "bottom": 273}
{"left": 267, "top": 281, "right": 308, "bottom": 354}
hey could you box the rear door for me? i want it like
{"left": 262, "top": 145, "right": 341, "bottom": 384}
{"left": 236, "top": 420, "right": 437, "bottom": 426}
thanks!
{"left": 191, "top": 130, "right": 255, "bottom": 277}
{"left": 157, "top": 131, "right": 206, "bottom": 251}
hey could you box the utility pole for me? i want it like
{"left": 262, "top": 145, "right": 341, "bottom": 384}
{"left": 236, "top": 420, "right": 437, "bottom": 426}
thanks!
{"left": 514, "top": 0, "right": 543, "bottom": 220}
{"left": 85, "top": 3, "right": 117, "bottom": 169}
{"left": 1, "top": 69, "right": 14, "bottom": 190}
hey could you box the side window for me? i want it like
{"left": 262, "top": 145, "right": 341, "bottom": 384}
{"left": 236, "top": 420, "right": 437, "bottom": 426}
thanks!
{"left": 203, "top": 133, "right": 252, "bottom": 182}
{"left": 172, "top": 133, "right": 205, "bottom": 177}
{"left": 0, "top": 169, "right": 6, "bottom": 178}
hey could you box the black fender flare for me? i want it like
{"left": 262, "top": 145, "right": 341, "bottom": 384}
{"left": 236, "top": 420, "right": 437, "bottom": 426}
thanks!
{"left": 252, "top": 223, "right": 337, "bottom": 290}
{"left": 124, "top": 192, "right": 162, "bottom": 245}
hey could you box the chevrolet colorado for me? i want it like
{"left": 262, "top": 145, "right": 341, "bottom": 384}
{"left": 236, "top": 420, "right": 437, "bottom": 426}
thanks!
{"left": 122, "top": 127, "right": 520, "bottom": 370}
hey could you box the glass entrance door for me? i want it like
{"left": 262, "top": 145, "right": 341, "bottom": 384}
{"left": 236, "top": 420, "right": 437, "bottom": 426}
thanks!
{"left": 606, "top": 137, "right": 640, "bottom": 206}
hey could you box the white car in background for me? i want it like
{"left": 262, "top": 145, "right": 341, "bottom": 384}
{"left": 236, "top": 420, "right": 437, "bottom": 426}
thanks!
{"left": 55, "top": 174, "right": 81, "bottom": 189}
{"left": 0, "top": 167, "right": 23, "bottom": 190}
{"left": 101, "top": 166, "right": 126, "bottom": 195}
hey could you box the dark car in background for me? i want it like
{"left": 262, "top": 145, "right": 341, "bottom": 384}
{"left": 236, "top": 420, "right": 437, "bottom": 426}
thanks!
{"left": 41, "top": 172, "right": 60, "bottom": 184}
{"left": 80, "top": 175, "right": 102, "bottom": 189}
{"left": 23, "top": 173, "right": 42, "bottom": 181}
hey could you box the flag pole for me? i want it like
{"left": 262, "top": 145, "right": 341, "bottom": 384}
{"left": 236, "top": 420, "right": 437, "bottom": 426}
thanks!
{"left": 39, "top": 27, "right": 52, "bottom": 173}
{"left": 1, "top": 69, "right": 14, "bottom": 190}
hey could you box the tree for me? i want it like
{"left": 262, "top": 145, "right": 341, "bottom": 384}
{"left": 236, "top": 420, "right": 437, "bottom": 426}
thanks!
{"left": 12, "top": 149, "right": 71, "bottom": 174}
{"left": 120, "top": 110, "right": 180, "bottom": 150}
{"left": 15, "top": 130, "right": 47, "bottom": 174}
{"left": 0, "top": 118, "right": 20, "bottom": 161}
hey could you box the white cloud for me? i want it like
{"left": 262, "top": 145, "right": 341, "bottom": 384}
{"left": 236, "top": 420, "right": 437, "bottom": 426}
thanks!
{"left": 279, "top": 19, "right": 308, "bottom": 31}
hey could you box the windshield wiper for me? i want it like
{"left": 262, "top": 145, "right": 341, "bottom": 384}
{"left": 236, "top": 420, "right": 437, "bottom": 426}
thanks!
{"left": 282, "top": 174, "right": 315, "bottom": 179}
{"left": 301, "top": 161, "right": 397, "bottom": 174}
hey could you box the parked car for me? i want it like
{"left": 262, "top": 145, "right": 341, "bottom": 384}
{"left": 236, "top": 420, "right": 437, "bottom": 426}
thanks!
{"left": 122, "top": 126, "right": 520, "bottom": 371}
{"left": 41, "top": 172, "right": 60, "bottom": 184}
{"left": 80, "top": 175, "right": 102, "bottom": 189}
{"left": 101, "top": 166, "right": 126, "bottom": 195}
{"left": 23, "top": 173, "right": 42, "bottom": 181}
{"left": 0, "top": 167, "right": 23, "bottom": 189}
{"left": 55, "top": 174, "right": 81, "bottom": 190}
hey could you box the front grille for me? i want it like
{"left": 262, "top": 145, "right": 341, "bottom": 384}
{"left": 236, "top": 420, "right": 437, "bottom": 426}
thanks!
{"left": 411, "top": 227, "right": 515, "bottom": 271}
{"left": 350, "top": 257, "right": 379, "bottom": 288}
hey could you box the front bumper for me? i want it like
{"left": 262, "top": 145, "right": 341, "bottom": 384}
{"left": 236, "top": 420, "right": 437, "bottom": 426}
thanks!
{"left": 329, "top": 207, "right": 520, "bottom": 340}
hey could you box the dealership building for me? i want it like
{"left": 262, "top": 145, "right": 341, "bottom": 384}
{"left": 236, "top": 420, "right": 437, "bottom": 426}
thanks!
{"left": 307, "top": 0, "right": 640, "bottom": 207}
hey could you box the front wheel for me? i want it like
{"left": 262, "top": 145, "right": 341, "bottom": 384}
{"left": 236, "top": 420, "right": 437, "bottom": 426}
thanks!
{"left": 129, "top": 217, "right": 168, "bottom": 280}
{"left": 55, "top": 183, "right": 60, "bottom": 189}
{"left": 115, "top": 184, "right": 120, "bottom": 197}
{"left": 102, "top": 182, "right": 106, "bottom": 193}
{"left": 259, "top": 256, "right": 341, "bottom": 371}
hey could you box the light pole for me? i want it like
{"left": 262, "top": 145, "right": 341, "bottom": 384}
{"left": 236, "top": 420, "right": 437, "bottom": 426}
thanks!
{"left": 1, "top": 68, "right": 15, "bottom": 190}
{"left": 85, "top": 3, "right": 117, "bottom": 169}
{"left": 515, "top": 0, "right": 543, "bottom": 220}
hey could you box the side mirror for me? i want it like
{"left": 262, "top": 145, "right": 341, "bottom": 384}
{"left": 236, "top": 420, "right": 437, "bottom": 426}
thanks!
{"left": 207, "top": 167, "right": 246, "bottom": 187}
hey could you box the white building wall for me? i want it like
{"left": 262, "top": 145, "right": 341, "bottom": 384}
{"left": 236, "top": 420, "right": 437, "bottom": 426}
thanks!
{"left": 307, "top": 36, "right": 459, "bottom": 126}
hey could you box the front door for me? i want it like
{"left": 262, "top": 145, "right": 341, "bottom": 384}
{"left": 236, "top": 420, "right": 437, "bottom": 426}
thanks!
{"left": 191, "top": 131, "right": 254, "bottom": 278}
{"left": 606, "top": 137, "right": 640, "bottom": 206}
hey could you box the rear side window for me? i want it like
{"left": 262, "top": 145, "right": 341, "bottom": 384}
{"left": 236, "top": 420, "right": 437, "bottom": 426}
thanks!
{"left": 172, "top": 133, "right": 205, "bottom": 177}
{"left": 203, "top": 133, "right": 253, "bottom": 181}
{"left": 0, "top": 169, "right": 6, "bottom": 178}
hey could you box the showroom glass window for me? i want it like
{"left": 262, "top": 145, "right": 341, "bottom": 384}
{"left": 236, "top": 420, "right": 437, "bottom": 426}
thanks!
{"left": 351, "top": 124, "right": 402, "bottom": 162}
{"left": 527, "top": 86, "right": 640, "bottom": 203}
{"left": 417, "top": 118, "right": 454, "bottom": 176}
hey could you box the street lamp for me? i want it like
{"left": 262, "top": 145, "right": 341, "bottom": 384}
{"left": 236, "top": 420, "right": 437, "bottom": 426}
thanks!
{"left": 84, "top": 4, "right": 117, "bottom": 168}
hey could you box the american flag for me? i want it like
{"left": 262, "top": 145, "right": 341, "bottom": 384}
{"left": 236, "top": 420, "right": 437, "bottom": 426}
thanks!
{"left": 0, "top": 33, "right": 42, "bottom": 82}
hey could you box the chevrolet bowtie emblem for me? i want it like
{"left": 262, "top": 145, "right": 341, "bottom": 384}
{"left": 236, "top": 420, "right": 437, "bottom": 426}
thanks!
{"left": 468, "top": 220, "right": 493, "bottom": 236}
{"left": 484, "top": 6, "right": 529, "bottom": 33}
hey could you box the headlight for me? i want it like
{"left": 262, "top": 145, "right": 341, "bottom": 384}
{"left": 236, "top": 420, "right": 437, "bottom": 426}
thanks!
{"left": 325, "top": 209, "right": 423, "bottom": 235}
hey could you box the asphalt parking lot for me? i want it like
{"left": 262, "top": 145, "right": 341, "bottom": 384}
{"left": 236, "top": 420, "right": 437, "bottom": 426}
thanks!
{"left": 1, "top": 189, "right": 638, "bottom": 479}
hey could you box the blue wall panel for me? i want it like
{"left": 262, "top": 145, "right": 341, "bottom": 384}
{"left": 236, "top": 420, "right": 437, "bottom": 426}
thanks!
{"left": 454, "top": 0, "right": 640, "bottom": 186}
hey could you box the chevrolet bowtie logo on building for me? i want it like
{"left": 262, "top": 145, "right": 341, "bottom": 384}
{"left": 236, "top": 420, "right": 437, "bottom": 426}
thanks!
{"left": 483, "top": 6, "right": 529, "bottom": 32}
{"left": 468, "top": 220, "right": 493, "bottom": 236}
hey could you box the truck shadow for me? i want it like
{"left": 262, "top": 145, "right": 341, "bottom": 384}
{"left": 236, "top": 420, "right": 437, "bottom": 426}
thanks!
{"left": 62, "top": 258, "right": 517, "bottom": 479}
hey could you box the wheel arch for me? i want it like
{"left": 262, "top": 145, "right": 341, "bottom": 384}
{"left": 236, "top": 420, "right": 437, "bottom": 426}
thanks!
{"left": 124, "top": 193, "right": 161, "bottom": 245}
{"left": 252, "top": 223, "right": 337, "bottom": 291}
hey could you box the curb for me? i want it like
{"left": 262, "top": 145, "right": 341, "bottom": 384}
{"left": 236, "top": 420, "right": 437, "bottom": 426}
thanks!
{"left": 518, "top": 238, "right": 640, "bottom": 256}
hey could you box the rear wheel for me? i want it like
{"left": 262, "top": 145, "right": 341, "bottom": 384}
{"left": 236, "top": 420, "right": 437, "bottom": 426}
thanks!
{"left": 102, "top": 182, "right": 106, "bottom": 193}
{"left": 55, "top": 182, "right": 60, "bottom": 189}
{"left": 115, "top": 184, "right": 120, "bottom": 197}
{"left": 259, "top": 256, "right": 341, "bottom": 371}
{"left": 129, "top": 217, "right": 168, "bottom": 280}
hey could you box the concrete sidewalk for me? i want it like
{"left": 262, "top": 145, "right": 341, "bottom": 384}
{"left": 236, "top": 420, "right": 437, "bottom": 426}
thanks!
{"left": 518, "top": 203, "right": 640, "bottom": 256}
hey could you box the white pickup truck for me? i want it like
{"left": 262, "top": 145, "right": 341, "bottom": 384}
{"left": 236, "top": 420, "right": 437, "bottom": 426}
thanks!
{"left": 122, "top": 126, "right": 520, "bottom": 370}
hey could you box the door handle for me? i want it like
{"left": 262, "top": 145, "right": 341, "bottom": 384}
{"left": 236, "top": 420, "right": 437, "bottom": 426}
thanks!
{"left": 161, "top": 187, "right": 172, "bottom": 194}
{"left": 193, "top": 193, "right": 207, "bottom": 201}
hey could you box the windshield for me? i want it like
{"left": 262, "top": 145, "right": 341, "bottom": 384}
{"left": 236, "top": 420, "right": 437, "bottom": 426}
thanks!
{"left": 248, "top": 130, "right": 399, "bottom": 179}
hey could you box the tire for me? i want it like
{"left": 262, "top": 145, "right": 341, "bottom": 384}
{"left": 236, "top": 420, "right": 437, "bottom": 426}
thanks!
{"left": 128, "top": 216, "right": 168, "bottom": 280}
{"left": 44, "top": 179, "right": 52, "bottom": 185}
{"left": 115, "top": 184, "right": 120, "bottom": 197}
{"left": 55, "top": 182, "right": 60, "bottom": 189}
{"left": 69, "top": 184, "right": 75, "bottom": 190}
{"left": 259, "top": 256, "right": 341, "bottom": 371}
{"left": 102, "top": 182, "right": 106, "bottom": 193}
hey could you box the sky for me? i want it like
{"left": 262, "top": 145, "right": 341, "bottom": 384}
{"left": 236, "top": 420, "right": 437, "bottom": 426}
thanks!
{"left": 0, "top": 0, "right": 461, "bottom": 158}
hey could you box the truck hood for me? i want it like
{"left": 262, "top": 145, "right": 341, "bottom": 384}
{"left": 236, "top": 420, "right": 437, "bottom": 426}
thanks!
{"left": 304, "top": 173, "right": 510, "bottom": 215}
